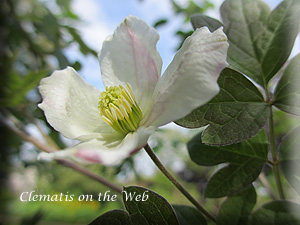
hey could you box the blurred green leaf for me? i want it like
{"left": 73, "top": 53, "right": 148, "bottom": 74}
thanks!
{"left": 56, "top": 0, "right": 80, "bottom": 20}
{"left": 172, "top": 0, "right": 214, "bottom": 19}
{"left": 274, "top": 53, "right": 300, "bottom": 116}
{"left": 176, "top": 68, "right": 270, "bottom": 146}
{"left": 71, "top": 60, "right": 82, "bottom": 71}
{"left": 221, "top": 0, "right": 300, "bottom": 88}
{"left": 249, "top": 201, "right": 300, "bottom": 225}
{"left": 188, "top": 130, "right": 268, "bottom": 198}
{"left": 217, "top": 185, "right": 256, "bottom": 225}
{"left": 65, "top": 26, "right": 97, "bottom": 56}
{"left": 280, "top": 125, "right": 300, "bottom": 195}
{"left": 173, "top": 205, "right": 207, "bottom": 225}
{"left": 89, "top": 209, "right": 132, "bottom": 225}
{"left": 123, "top": 186, "right": 179, "bottom": 225}
{"left": 153, "top": 19, "right": 168, "bottom": 28}
{"left": 190, "top": 14, "right": 223, "bottom": 31}
{"left": 0, "top": 70, "right": 48, "bottom": 107}
{"left": 53, "top": 47, "right": 70, "bottom": 69}
{"left": 35, "top": 11, "right": 61, "bottom": 43}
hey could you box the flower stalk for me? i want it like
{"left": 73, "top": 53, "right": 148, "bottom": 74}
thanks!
{"left": 144, "top": 143, "right": 217, "bottom": 223}
{"left": 268, "top": 109, "right": 285, "bottom": 200}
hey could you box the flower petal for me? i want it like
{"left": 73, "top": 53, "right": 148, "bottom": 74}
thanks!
{"left": 142, "top": 27, "right": 229, "bottom": 127}
{"left": 38, "top": 67, "right": 115, "bottom": 141}
{"left": 99, "top": 15, "right": 162, "bottom": 112}
{"left": 38, "top": 126, "right": 156, "bottom": 166}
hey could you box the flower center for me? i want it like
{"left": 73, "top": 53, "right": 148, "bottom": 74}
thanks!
{"left": 98, "top": 83, "right": 142, "bottom": 134}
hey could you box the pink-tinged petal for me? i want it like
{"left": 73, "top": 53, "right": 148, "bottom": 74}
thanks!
{"left": 142, "top": 27, "right": 229, "bottom": 127}
{"left": 99, "top": 15, "right": 162, "bottom": 112}
{"left": 38, "top": 67, "right": 115, "bottom": 141}
{"left": 38, "top": 126, "right": 156, "bottom": 166}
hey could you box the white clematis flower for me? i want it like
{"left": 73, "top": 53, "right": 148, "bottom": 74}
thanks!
{"left": 38, "top": 16, "right": 228, "bottom": 166}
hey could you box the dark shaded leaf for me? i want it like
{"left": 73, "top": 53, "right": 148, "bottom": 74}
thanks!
{"left": 176, "top": 68, "right": 270, "bottom": 146}
{"left": 217, "top": 185, "right": 256, "bottom": 225}
{"left": 123, "top": 186, "right": 179, "bottom": 225}
{"left": 274, "top": 54, "right": 300, "bottom": 115}
{"left": 173, "top": 205, "right": 207, "bottom": 225}
{"left": 249, "top": 201, "right": 300, "bottom": 225}
{"left": 190, "top": 14, "right": 223, "bottom": 31}
{"left": 89, "top": 209, "right": 132, "bottom": 225}
{"left": 20, "top": 210, "right": 44, "bottom": 225}
{"left": 188, "top": 130, "right": 267, "bottom": 198}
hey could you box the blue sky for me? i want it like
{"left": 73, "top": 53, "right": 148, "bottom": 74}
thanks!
{"left": 68, "top": 0, "right": 294, "bottom": 91}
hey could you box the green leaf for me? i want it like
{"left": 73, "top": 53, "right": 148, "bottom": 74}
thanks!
{"left": 190, "top": 14, "right": 223, "bottom": 31}
{"left": 217, "top": 185, "right": 256, "bottom": 225}
{"left": 176, "top": 68, "right": 270, "bottom": 146}
{"left": 0, "top": 70, "right": 48, "bottom": 107}
{"left": 249, "top": 201, "right": 300, "bottom": 225}
{"left": 123, "top": 186, "right": 179, "bottom": 225}
{"left": 64, "top": 26, "right": 97, "bottom": 57}
{"left": 53, "top": 47, "right": 70, "bottom": 69}
{"left": 56, "top": 0, "right": 80, "bottom": 20}
{"left": 36, "top": 11, "right": 61, "bottom": 42}
{"left": 280, "top": 125, "right": 300, "bottom": 194}
{"left": 153, "top": 18, "right": 168, "bottom": 28}
{"left": 188, "top": 130, "right": 268, "bottom": 198}
{"left": 71, "top": 60, "right": 82, "bottom": 71}
{"left": 221, "top": 0, "right": 300, "bottom": 88}
{"left": 89, "top": 209, "right": 132, "bottom": 225}
{"left": 274, "top": 54, "right": 300, "bottom": 115}
{"left": 172, "top": 205, "right": 207, "bottom": 225}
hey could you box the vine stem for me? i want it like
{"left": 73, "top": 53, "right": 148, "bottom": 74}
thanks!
{"left": 268, "top": 109, "right": 285, "bottom": 199}
{"left": 258, "top": 173, "right": 277, "bottom": 200}
{"left": 144, "top": 144, "right": 217, "bottom": 223}
{"left": 1, "top": 114, "right": 122, "bottom": 193}
{"left": 23, "top": 107, "right": 60, "bottom": 150}
{"left": 56, "top": 159, "right": 122, "bottom": 193}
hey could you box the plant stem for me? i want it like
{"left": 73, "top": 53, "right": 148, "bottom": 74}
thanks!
{"left": 268, "top": 109, "right": 285, "bottom": 199}
{"left": 144, "top": 144, "right": 217, "bottom": 223}
{"left": 1, "top": 113, "right": 55, "bottom": 153}
{"left": 1, "top": 114, "right": 122, "bottom": 193}
{"left": 258, "top": 173, "right": 277, "bottom": 200}
{"left": 56, "top": 159, "right": 122, "bottom": 193}
{"left": 23, "top": 107, "right": 60, "bottom": 149}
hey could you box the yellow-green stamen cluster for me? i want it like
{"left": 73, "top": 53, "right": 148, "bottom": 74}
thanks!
{"left": 98, "top": 83, "right": 143, "bottom": 134}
